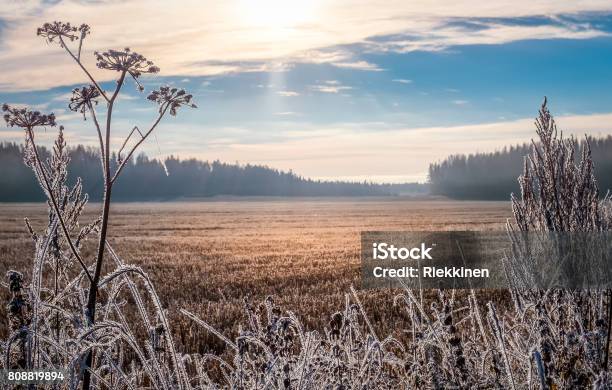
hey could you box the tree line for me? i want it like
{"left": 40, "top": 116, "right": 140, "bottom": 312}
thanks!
{"left": 428, "top": 135, "right": 612, "bottom": 200}
{"left": 0, "top": 142, "right": 426, "bottom": 201}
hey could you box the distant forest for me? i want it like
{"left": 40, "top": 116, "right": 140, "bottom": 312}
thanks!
{"left": 428, "top": 135, "right": 612, "bottom": 200}
{"left": 0, "top": 143, "right": 426, "bottom": 201}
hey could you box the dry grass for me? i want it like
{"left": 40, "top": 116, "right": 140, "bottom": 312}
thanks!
{"left": 0, "top": 198, "right": 510, "bottom": 354}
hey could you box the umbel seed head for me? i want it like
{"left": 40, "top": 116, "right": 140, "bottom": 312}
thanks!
{"left": 69, "top": 85, "right": 100, "bottom": 119}
{"left": 147, "top": 86, "right": 197, "bottom": 116}
{"left": 94, "top": 48, "right": 160, "bottom": 76}
{"left": 37, "top": 21, "right": 90, "bottom": 45}
{"left": 2, "top": 104, "right": 56, "bottom": 129}
{"left": 94, "top": 48, "right": 160, "bottom": 91}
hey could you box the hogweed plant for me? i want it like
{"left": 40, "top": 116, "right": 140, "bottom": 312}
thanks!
{"left": 2, "top": 23, "right": 612, "bottom": 389}
{"left": 3, "top": 21, "right": 195, "bottom": 389}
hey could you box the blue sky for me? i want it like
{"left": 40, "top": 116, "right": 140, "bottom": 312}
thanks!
{"left": 2, "top": 1, "right": 612, "bottom": 182}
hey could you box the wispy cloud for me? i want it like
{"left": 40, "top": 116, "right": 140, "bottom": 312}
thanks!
{"left": 1, "top": 1, "right": 611, "bottom": 90}
{"left": 2, "top": 102, "right": 49, "bottom": 110}
{"left": 277, "top": 90, "right": 300, "bottom": 97}
{"left": 0, "top": 0, "right": 42, "bottom": 20}
{"left": 309, "top": 80, "right": 352, "bottom": 94}
{"left": 332, "top": 60, "right": 383, "bottom": 71}
{"left": 452, "top": 100, "right": 469, "bottom": 105}
{"left": 52, "top": 92, "right": 73, "bottom": 102}
{"left": 168, "top": 112, "right": 612, "bottom": 183}
{"left": 274, "top": 111, "right": 299, "bottom": 116}
{"left": 392, "top": 79, "right": 412, "bottom": 84}
{"left": 365, "top": 20, "right": 608, "bottom": 54}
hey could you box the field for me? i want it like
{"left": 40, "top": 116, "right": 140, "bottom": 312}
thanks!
{"left": 0, "top": 198, "right": 511, "bottom": 354}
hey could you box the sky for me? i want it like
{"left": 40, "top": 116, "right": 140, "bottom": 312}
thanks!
{"left": 2, "top": 1, "right": 612, "bottom": 183}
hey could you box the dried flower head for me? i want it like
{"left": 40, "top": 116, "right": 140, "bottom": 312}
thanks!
{"left": 69, "top": 85, "right": 100, "bottom": 119}
{"left": 147, "top": 86, "right": 197, "bottom": 116}
{"left": 2, "top": 104, "right": 56, "bottom": 129}
{"left": 95, "top": 48, "right": 160, "bottom": 91}
{"left": 37, "top": 21, "right": 80, "bottom": 45}
{"left": 78, "top": 24, "right": 91, "bottom": 39}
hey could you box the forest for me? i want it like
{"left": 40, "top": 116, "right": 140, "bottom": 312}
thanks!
{"left": 0, "top": 142, "right": 426, "bottom": 201}
{"left": 428, "top": 135, "right": 612, "bottom": 200}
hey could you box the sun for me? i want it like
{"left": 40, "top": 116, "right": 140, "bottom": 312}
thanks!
{"left": 238, "top": 0, "right": 319, "bottom": 30}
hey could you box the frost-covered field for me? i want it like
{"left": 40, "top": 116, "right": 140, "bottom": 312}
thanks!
{"left": 0, "top": 198, "right": 510, "bottom": 350}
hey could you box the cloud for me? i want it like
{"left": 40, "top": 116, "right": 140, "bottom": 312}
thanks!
{"left": 2, "top": 102, "right": 49, "bottom": 110}
{"left": 52, "top": 92, "right": 73, "bottom": 102}
{"left": 1, "top": 1, "right": 611, "bottom": 90}
{"left": 309, "top": 80, "right": 352, "bottom": 93}
{"left": 452, "top": 100, "right": 469, "bottom": 105}
{"left": 277, "top": 90, "right": 300, "bottom": 97}
{"left": 274, "top": 111, "right": 299, "bottom": 116}
{"left": 365, "top": 20, "right": 608, "bottom": 53}
{"left": 104, "top": 112, "right": 612, "bottom": 183}
{"left": 191, "top": 112, "right": 612, "bottom": 182}
{"left": 292, "top": 49, "right": 351, "bottom": 64}
{"left": 332, "top": 60, "right": 383, "bottom": 71}
{"left": 392, "top": 79, "right": 413, "bottom": 84}
{"left": 118, "top": 93, "right": 139, "bottom": 101}
{"left": 0, "top": 0, "right": 42, "bottom": 20}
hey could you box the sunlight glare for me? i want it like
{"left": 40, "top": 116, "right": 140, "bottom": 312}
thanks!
{"left": 238, "top": 0, "right": 319, "bottom": 30}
